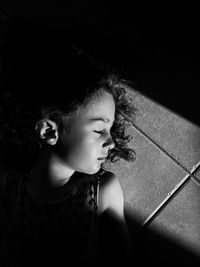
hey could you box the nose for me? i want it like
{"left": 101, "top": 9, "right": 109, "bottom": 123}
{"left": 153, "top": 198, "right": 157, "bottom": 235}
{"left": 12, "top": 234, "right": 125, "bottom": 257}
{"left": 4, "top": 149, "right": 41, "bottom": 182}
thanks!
{"left": 104, "top": 135, "right": 115, "bottom": 151}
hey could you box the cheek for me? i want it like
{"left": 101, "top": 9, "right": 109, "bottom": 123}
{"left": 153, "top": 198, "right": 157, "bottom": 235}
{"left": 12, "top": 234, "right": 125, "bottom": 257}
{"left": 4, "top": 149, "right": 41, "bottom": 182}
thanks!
{"left": 66, "top": 133, "right": 97, "bottom": 157}
{"left": 73, "top": 136, "right": 98, "bottom": 158}
{"left": 66, "top": 135, "right": 103, "bottom": 174}
{"left": 58, "top": 128, "right": 102, "bottom": 164}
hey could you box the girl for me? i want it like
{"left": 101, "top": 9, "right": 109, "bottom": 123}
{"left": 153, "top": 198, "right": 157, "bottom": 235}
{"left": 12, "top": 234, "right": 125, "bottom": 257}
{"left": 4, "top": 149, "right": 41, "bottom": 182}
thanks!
{"left": 0, "top": 31, "right": 136, "bottom": 266}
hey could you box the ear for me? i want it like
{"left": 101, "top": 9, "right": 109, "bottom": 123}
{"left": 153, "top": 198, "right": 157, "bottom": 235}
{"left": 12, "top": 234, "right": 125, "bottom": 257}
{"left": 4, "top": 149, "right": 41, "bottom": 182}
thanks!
{"left": 35, "top": 119, "right": 59, "bottom": 145}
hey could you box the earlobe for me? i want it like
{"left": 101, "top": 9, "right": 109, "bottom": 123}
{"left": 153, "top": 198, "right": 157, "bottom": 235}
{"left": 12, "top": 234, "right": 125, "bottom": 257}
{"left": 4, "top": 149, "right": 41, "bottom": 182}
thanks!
{"left": 35, "top": 119, "right": 59, "bottom": 145}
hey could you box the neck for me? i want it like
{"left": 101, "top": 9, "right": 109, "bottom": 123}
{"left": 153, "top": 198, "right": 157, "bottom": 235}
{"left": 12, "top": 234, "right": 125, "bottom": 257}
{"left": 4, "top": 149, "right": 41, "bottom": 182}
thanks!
{"left": 27, "top": 147, "right": 76, "bottom": 203}
{"left": 33, "top": 147, "right": 75, "bottom": 187}
{"left": 48, "top": 152, "right": 75, "bottom": 187}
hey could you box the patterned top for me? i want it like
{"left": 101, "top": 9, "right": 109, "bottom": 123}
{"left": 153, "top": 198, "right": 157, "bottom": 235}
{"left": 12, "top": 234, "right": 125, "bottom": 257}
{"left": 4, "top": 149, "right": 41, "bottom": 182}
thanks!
{"left": 0, "top": 169, "right": 103, "bottom": 267}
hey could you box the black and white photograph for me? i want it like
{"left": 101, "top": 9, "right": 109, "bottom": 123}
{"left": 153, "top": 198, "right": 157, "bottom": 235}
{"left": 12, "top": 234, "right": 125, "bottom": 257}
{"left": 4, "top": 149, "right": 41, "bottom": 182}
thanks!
{"left": 1, "top": 1, "right": 200, "bottom": 266}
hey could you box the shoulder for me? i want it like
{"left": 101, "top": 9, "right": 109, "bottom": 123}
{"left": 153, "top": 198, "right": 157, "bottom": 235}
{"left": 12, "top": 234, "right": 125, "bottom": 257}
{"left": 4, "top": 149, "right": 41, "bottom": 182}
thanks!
{"left": 98, "top": 171, "right": 124, "bottom": 217}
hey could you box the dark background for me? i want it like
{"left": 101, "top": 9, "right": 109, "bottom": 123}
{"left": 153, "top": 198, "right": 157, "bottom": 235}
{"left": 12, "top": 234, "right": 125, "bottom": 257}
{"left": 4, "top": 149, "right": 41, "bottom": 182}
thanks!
{"left": 1, "top": 1, "right": 200, "bottom": 125}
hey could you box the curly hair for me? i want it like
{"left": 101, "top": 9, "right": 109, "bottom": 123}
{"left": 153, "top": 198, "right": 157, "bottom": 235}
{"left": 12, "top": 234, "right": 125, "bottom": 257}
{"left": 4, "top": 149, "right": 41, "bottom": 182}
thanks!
{"left": 0, "top": 21, "right": 137, "bottom": 172}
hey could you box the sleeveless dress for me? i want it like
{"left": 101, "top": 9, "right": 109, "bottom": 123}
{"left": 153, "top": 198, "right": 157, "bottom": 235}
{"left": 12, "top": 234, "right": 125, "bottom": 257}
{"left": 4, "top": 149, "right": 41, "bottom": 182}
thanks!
{"left": 0, "top": 169, "right": 104, "bottom": 267}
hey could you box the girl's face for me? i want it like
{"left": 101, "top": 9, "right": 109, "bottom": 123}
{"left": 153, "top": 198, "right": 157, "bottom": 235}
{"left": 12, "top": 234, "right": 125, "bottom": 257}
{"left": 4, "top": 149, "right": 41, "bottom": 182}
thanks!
{"left": 55, "top": 90, "right": 115, "bottom": 174}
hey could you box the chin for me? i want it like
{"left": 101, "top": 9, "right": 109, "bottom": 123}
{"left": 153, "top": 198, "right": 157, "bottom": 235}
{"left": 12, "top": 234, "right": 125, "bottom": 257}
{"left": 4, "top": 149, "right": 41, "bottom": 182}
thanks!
{"left": 76, "top": 160, "right": 102, "bottom": 175}
{"left": 84, "top": 165, "right": 101, "bottom": 175}
{"left": 86, "top": 168, "right": 100, "bottom": 175}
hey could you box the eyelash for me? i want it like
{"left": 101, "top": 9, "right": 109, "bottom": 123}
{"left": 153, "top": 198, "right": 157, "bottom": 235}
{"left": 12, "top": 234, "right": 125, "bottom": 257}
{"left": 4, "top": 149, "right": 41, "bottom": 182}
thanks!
{"left": 94, "top": 125, "right": 114, "bottom": 136}
{"left": 94, "top": 130, "right": 104, "bottom": 135}
{"left": 94, "top": 128, "right": 113, "bottom": 136}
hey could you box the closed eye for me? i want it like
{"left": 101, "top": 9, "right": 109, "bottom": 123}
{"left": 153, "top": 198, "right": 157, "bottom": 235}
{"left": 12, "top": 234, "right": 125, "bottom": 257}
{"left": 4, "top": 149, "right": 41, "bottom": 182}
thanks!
{"left": 94, "top": 130, "right": 104, "bottom": 135}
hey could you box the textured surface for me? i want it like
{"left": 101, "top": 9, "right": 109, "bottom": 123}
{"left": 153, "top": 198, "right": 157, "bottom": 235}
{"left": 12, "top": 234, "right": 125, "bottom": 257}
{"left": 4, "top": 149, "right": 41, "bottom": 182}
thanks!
{"left": 105, "top": 86, "right": 200, "bottom": 263}
{"left": 105, "top": 124, "right": 187, "bottom": 227}
{"left": 125, "top": 87, "right": 200, "bottom": 171}
{"left": 193, "top": 166, "right": 200, "bottom": 182}
{"left": 148, "top": 179, "right": 200, "bottom": 253}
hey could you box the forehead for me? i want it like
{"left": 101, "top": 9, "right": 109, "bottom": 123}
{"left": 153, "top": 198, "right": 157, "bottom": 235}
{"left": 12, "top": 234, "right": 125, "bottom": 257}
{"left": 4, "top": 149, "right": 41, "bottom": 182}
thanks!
{"left": 74, "top": 91, "right": 115, "bottom": 125}
{"left": 86, "top": 91, "right": 115, "bottom": 117}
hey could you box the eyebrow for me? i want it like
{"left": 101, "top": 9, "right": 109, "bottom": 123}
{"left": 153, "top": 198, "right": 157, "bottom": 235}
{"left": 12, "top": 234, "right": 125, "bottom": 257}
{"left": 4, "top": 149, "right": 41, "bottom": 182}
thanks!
{"left": 89, "top": 116, "right": 115, "bottom": 126}
{"left": 90, "top": 117, "right": 110, "bottom": 123}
